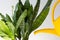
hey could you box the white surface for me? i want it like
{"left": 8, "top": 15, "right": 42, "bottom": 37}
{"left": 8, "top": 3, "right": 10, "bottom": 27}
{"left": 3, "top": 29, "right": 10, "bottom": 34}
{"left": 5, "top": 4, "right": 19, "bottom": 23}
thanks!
{"left": 0, "top": 0, "right": 60, "bottom": 40}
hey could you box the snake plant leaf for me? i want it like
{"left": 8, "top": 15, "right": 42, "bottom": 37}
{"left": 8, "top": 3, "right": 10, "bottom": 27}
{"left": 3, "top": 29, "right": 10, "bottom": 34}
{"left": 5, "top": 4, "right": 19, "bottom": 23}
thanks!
{"left": 0, "top": 13, "right": 5, "bottom": 19}
{"left": 0, "top": 13, "right": 6, "bottom": 21}
{"left": 25, "top": 5, "right": 33, "bottom": 22}
{"left": 13, "top": 1, "right": 23, "bottom": 25}
{"left": 17, "top": 27, "right": 21, "bottom": 39}
{"left": 32, "top": 0, "right": 40, "bottom": 20}
{"left": 16, "top": 10, "right": 27, "bottom": 30}
{"left": 12, "top": 3, "right": 17, "bottom": 25}
{"left": 24, "top": 0, "right": 30, "bottom": 9}
{"left": 20, "top": 20, "right": 25, "bottom": 37}
{"left": 6, "top": 22, "right": 15, "bottom": 34}
{"left": 27, "top": 5, "right": 33, "bottom": 20}
{"left": 25, "top": 22, "right": 30, "bottom": 34}
{"left": 0, "top": 13, "right": 12, "bottom": 22}
{"left": 16, "top": 20, "right": 25, "bottom": 39}
{"left": 19, "top": 0, "right": 23, "bottom": 6}
{"left": 32, "top": 0, "right": 52, "bottom": 31}
{"left": 32, "top": 7, "right": 49, "bottom": 31}
{"left": 26, "top": 5, "right": 33, "bottom": 31}
{"left": 16, "top": 0, "right": 23, "bottom": 20}
{"left": 16, "top": 5, "right": 22, "bottom": 21}
{"left": 6, "top": 14, "right": 12, "bottom": 22}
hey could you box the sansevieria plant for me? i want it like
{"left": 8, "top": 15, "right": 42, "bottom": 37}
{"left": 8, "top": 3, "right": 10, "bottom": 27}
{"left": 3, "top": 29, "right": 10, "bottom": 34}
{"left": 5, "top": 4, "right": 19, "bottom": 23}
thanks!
{"left": 34, "top": 0, "right": 60, "bottom": 37}
{"left": 0, "top": 0, "right": 52, "bottom": 40}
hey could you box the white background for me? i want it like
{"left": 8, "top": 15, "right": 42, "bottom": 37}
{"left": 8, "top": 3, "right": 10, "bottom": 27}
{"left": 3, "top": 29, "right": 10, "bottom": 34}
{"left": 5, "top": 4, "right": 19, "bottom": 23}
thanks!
{"left": 0, "top": 0, "right": 60, "bottom": 40}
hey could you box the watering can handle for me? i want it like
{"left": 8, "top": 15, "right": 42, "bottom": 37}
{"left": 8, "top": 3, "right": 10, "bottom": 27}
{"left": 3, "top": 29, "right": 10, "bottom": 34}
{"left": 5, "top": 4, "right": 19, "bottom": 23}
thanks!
{"left": 52, "top": 0, "right": 60, "bottom": 22}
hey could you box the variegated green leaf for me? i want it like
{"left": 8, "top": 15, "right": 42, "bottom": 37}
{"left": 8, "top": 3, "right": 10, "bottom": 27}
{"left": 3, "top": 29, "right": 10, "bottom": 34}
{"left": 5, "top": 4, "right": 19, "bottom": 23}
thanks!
{"left": 13, "top": 0, "right": 23, "bottom": 26}
{"left": 19, "top": 0, "right": 23, "bottom": 6}
{"left": 6, "top": 14, "right": 12, "bottom": 22}
{"left": 27, "top": 5, "right": 33, "bottom": 20}
{"left": 32, "top": 0, "right": 40, "bottom": 20}
{"left": 0, "top": 13, "right": 6, "bottom": 21}
{"left": 16, "top": 10, "right": 27, "bottom": 30}
{"left": 24, "top": 0, "right": 30, "bottom": 9}
{"left": 31, "top": 0, "right": 52, "bottom": 31}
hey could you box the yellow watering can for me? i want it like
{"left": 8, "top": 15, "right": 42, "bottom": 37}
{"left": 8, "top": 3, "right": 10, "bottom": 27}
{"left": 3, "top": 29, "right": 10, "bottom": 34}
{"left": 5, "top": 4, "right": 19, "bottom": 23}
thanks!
{"left": 34, "top": 0, "right": 60, "bottom": 36}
